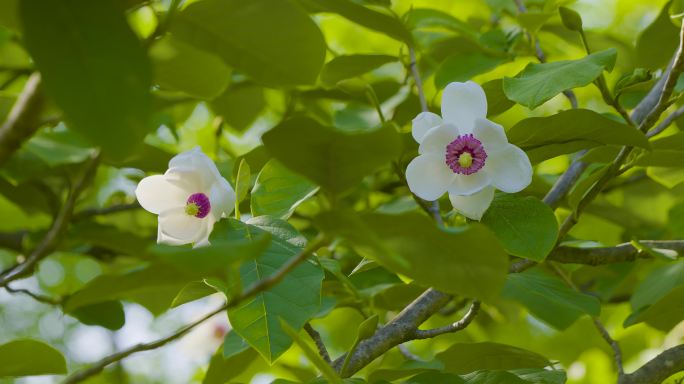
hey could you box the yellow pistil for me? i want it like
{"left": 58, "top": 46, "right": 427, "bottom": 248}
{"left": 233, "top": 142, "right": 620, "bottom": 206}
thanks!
{"left": 185, "top": 202, "right": 200, "bottom": 216}
{"left": 458, "top": 152, "right": 473, "bottom": 168}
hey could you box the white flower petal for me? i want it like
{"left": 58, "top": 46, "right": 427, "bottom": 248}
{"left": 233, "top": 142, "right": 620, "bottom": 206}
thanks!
{"left": 449, "top": 186, "right": 495, "bottom": 220}
{"left": 193, "top": 219, "right": 215, "bottom": 248}
{"left": 441, "top": 81, "right": 487, "bottom": 134}
{"left": 447, "top": 172, "right": 490, "bottom": 196}
{"left": 412, "top": 112, "right": 443, "bottom": 143}
{"left": 159, "top": 207, "right": 206, "bottom": 244}
{"left": 135, "top": 175, "right": 188, "bottom": 215}
{"left": 418, "top": 123, "right": 459, "bottom": 155}
{"left": 169, "top": 146, "right": 224, "bottom": 189}
{"left": 405, "top": 153, "right": 455, "bottom": 201}
{"left": 484, "top": 144, "right": 533, "bottom": 193}
{"left": 157, "top": 226, "right": 188, "bottom": 246}
{"left": 209, "top": 178, "right": 236, "bottom": 220}
{"left": 473, "top": 117, "right": 508, "bottom": 152}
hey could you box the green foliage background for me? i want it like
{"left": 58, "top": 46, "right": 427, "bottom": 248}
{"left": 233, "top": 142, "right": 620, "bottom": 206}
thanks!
{"left": 0, "top": 0, "right": 683, "bottom": 383}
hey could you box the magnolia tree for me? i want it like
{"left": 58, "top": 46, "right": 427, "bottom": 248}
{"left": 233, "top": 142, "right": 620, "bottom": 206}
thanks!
{"left": 1, "top": 0, "right": 684, "bottom": 383}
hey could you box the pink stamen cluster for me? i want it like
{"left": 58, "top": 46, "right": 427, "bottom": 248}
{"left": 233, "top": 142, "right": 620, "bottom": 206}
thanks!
{"left": 186, "top": 192, "right": 211, "bottom": 218}
{"left": 445, "top": 134, "right": 487, "bottom": 175}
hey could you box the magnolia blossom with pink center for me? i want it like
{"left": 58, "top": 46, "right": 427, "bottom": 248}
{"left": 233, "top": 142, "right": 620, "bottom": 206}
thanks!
{"left": 406, "top": 81, "right": 532, "bottom": 220}
{"left": 135, "top": 147, "right": 236, "bottom": 247}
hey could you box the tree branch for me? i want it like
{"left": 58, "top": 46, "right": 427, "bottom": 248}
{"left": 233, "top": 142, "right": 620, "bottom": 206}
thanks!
{"left": 548, "top": 240, "right": 684, "bottom": 265}
{"left": 62, "top": 235, "right": 328, "bottom": 383}
{"left": 620, "top": 344, "right": 684, "bottom": 384}
{"left": 0, "top": 153, "right": 100, "bottom": 287}
{"left": 412, "top": 300, "right": 480, "bottom": 339}
{"left": 333, "top": 289, "right": 451, "bottom": 377}
{"left": 0, "top": 73, "right": 45, "bottom": 167}
{"left": 304, "top": 323, "right": 332, "bottom": 364}
{"left": 72, "top": 202, "right": 141, "bottom": 221}
{"left": 646, "top": 105, "right": 684, "bottom": 138}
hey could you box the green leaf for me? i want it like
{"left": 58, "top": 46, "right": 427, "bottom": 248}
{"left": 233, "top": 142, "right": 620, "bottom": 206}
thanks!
{"left": 23, "top": 129, "right": 95, "bottom": 167}
{"left": 517, "top": 12, "right": 555, "bottom": 34}
{"left": 203, "top": 343, "right": 258, "bottom": 384}
{"left": 341, "top": 314, "right": 379, "bottom": 374}
{"left": 172, "top": 0, "right": 326, "bottom": 86}
{"left": 20, "top": 0, "right": 152, "bottom": 160}
{"left": 321, "top": 54, "right": 397, "bottom": 86}
{"left": 223, "top": 330, "right": 251, "bottom": 359}
{"left": 636, "top": 0, "right": 678, "bottom": 69}
{"left": 298, "top": 0, "right": 413, "bottom": 44}
{"left": 502, "top": 268, "right": 601, "bottom": 330}
{"left": 503, "top": 49, "right": 616, "bottom": 109}
{"left": 210, "top": 84, "right": 265, "bottom": 132}
{"left": 635, "top": 132, "right": 684, "bottom": 167}
{"left": 567, "top": 164, "right": 610, "bottom": 212}
{"left": 226, "top": 218, "right": 324, "bottom": 362}
{"left": 70, "top": 301, "right": 125, "bottom": 330}
{"left": 434, "top": 53, "right": 505, "bottom": 89}
{"left": 65, "top": 221, "right": 270, "bottom": 313}
{"left": 463, "top": 370, "right": 529, "bottom": 384}
{"left": 558, "top": 7, "right": 583, "bottom": 32}
{"left": 171, "top": 281, "right": 218, "bottom": 308}
{"left": 369, "top": 360, "right": 445, "bottom": 383}
{"left": 262, "top": 117, "right": 402, "bottom": 195}
{"left": 613, "top": 68, "right": 652, "bottom": 97}
{"left": 0, "top": 339, "right": 67, "bottom": 377}
{"left": 630, "top": 262, "right": 684, "bottom": 311}
{"left": 235, "top": 159, "right": 251, "bottom": 205}
{"left": 481, "top": 194, "right": 558, "bottom": 262}
{"left": 507, "top": 109, "right": 649, "bottom": 163}
{"left": 251, "top": 159, "right": 318, "bottom": 219}
{"left": 512, "top": 368, "right": 567, "bottom": 384}
{"left": 436, "top": 342, "right": 550, "bottom": 374}
{"left": 149, "top": 36, "right": 231, "bottom": 99}
{"left": 281, "top": 320, "right": 343, "bottom": 384}
{"left": 316, "top": 211, "right": 508, "bottom": 300}
{"left": 406, "top": 8, "right": 477, "bottom": 38}
{"left": 404, "top": 372, "right": 465, "bottom": 384}
{"left": 482, "top": 79, "right": 515, "bottom": 117}
{"left": 625, "top": 283, "right": 684, "bottom": 331}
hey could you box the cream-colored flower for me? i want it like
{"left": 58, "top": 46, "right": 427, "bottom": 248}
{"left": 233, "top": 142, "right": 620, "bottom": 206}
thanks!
{"left": 407, "top": 81, "right": 532, "bottom": 220}
{"left": 135, "top": 147, "right": 235, "bottom": 247}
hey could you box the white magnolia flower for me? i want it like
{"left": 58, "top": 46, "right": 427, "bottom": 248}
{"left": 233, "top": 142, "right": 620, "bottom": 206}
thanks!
{"left": 135, "top": 147, "right": 236, "bottom": 247}
{"left": 406, "top": 81, "right": 532, "bottom": 220}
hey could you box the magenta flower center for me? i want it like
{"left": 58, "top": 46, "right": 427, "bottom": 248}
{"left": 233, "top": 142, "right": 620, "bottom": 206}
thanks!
{"left": 445, "top": 134, "right": 487, "bottom": 175}
{"left": 185, "top": 192, "right": 211, "bottom": 218}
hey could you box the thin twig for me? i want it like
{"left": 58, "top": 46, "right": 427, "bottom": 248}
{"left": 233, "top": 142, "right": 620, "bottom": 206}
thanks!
{"left": 549, "top": 263, "right": 623, "bottom": 376}
{"left": 398, "top": 344, "right": 423, "bottom": 361}
{"left": 0, "top": 73, "right": 44, "bottom": 167}
{"left": 4, "top": 284, "right": 61, "bottom": 305}
{"left": 0, "top": 153, "right": 100, "bottom": 287}
{"left": 304, "top": 323, "right": 331, "bottom": 364}
{"left": 412, "top": 300, "right": 481, "bottom": 339}
{"left": 407, "top": 46, "right": 443, "bottom": 225}
{"left": 72, "top": 202, "right": 141, "bottom": 221}
{"left": 62, "top": 236, "right": 328, "bottom": 383}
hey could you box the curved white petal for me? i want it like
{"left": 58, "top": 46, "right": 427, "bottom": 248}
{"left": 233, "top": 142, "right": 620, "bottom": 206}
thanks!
{"left": 169, "top": 146, "right": 224, "bottom": 190}
{"left": 135, "top": 175, "right": 188, "bottom": 215}
{"left": 473, "top": 117, "right": 508, "bottom": 152}
{"left": 157, "top": 225, "right": 188, "bottom": 246}
{"left": 405, "top": 154, "right": 454, "bottom": 201}
{"left": 418, "top": 123, "right": 459, "bottom": 155}
{"left": 193, "top": 218, "right": 215, "bottom": 248}
{"left": 449, "top": 186, "right": 495, "bottom": 221}
{"left": 159, "top": 207, "right": 206, "bottom": 243}
{"left": 447, "top": 172, "right": 490, "bottom": 196}
{"left": 441, "top": 81, "right": 487, "bottom": 134}
{"left": 412, "top": 112, "right": 442, "bottom": 143}
{"left": 484, "top": 144, "right": 533, "bottom": 193}
{"left": 209, "top": 177, "right": 236, "bottom": 220}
